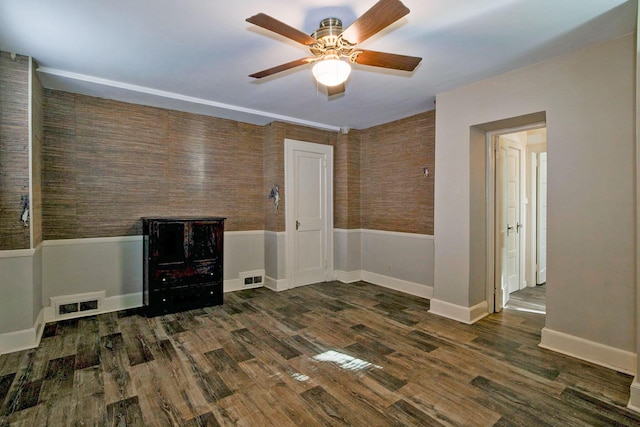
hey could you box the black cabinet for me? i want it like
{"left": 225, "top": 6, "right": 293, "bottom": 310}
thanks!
{"left": 143, "top": 217, "right": 225, "bottom": 316}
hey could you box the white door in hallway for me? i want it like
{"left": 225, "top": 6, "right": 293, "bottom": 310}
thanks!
{"left": 505, "top": 141, "right": 522, "bottom": 295}
{"left": 496, "top": 137, "right": 523, "bottom": 311}
{"left": 537, "top": 152, "right": 547, "bottom": 284}
{"left": 285, "top": 139, "right": 333, "bottom": 288}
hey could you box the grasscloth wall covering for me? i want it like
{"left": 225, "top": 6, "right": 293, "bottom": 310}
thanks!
{"left": 31, "top": 64, "right": 44, "bottom": 247}
{"left": 360, "top": 110, "right": 435, "bottom": 235}
{"left": 263, "top": 122, "right": 336, "bottom": 232}
{"left": 0, "top": 52, "right": 30, "bottom": 250}
{"left": 335, "top": 131, "right": 361, "bottom": 230}
{"left": 43, "top": 90, "right": 264, "bottom": 238}
{"left": 263, "top": 122, "right": 284, "bottom": 233}
{"left": 40, "top": 89, "right": 433, "bottom": 239}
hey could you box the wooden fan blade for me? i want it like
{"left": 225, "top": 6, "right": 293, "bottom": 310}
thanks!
{"left": 355, "top": 49, "right": 421, "bottom": 71}
{"left": 340, "top": 0, "right": 410, "bottom": 45}
{"left": 249, "top": 58, "right": 312, "bottom": 79}
{"left": 327, "top": 83, "right": 346, "bottom": 96}
{"left": 246, "top": 13, "right": 318, "bottom": 46}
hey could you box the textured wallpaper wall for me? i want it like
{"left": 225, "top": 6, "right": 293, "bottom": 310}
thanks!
{"left": 0, "top": 53, "right": 30, "bottom": 250}
{"left": 43, "top": 91, "right": 265, "bottom": 238}
{"left": 40, "top": 90, "right": 434, "bottom": 239}
{"left": 360, "top": 110, "right": 435, "bottom": 235}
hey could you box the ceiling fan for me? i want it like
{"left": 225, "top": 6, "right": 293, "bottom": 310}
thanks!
{"left": 246, "top": 0, "right": 422, "bottom": 96}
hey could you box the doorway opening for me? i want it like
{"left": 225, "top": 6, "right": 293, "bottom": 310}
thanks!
{"left": 486, "top": 124, "right": 547, "bottom": 314}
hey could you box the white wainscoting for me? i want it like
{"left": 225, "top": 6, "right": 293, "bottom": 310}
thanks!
{"left": 0, "top": 232, "right": 269, "bottom": 354}
{"left": 334, "top": 229, "right": 362, "bottom": 274}
{"left": 0, "top": 249, "right": 39, "bottom": 336}
{"left": 0, "top": 247, "right": 44, "bottom": 354}
{"left": 334, "top": 229, "right": 434, "bottom": 298}
{"left": 42, "top": 236, "right": 143, "bottom": 305}
{"left": 224, "top": 231, "right": 265, "bottom": 284}
{"left": 41, "top": 232, "right": 267, "bottom": 302}
{"left": 264, "top": 231, "right": 287, "bottom": 291}
{"left": 0, "top": 310, "right": 45, "bottom": 355}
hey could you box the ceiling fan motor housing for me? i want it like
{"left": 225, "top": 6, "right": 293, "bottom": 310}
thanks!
{"left": 313, "top": 18, "right": 343, "bottom": 39}
{"left": 310, "top": 18, "right": 355, "bottom": 58}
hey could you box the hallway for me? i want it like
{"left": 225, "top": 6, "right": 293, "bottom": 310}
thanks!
{"left": 506, "top": 284, "right": 546, "bottom": 315}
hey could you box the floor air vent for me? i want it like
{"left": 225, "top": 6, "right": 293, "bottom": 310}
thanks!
{"left": 58, "top": 299, "right": 99, "bottom": 315}
{"left": 51, "top": 291, "right": 105, "bottom": 320}
{"left": 239, "top": 270, "right": 265, "bottom": 287}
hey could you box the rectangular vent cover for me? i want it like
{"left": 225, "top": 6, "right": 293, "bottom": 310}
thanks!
{"left": 239, "top": 270, "right": 265, "bottom": 287}
{"left": 51, "top": 291, "right": 105, "bottom": 320}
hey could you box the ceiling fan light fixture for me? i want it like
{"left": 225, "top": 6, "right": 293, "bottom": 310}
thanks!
{"left": 312, "top": 57, "right": 351, "bottom": 87}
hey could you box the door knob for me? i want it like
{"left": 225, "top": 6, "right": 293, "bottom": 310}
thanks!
{"left": 296, "top": 220, "right": 300, "bottom": 230}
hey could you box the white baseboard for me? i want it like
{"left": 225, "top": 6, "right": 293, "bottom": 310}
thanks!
{"left": 0, "top": 307, "right": 45, "bottom": 355}
{"left": 0, "top": 328, "right": 38, "bottom": 355}
{"left": 103, "top": 292, "right": 142, "bottom": 313}
{"left": 628, "top": 379, "right": 640, "bottom": 412}
{"left": 540, "top": 327, "right": 637, "bottom": 375}
{"left": 264, "top": 276, "right": 287, "bottom": 291}
{"left": 335, "top": 270, "right": 362, "bottom": 283}
{"left": 361, "top": 271, "right": 432, "bottom": 299}
{"left": 428, "top": 299, "right": 489, "bottom": 324}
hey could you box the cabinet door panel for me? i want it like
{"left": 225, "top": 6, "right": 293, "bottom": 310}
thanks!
{"left": 153, "top": 222, "right": 187, "bottom": 264}
{"left": 190, "top": 221, "right": 221, "bottom": 261}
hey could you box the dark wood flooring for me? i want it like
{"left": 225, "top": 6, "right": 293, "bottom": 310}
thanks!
{"left": 0, "top": 281, "right": 638, "bottom": 426}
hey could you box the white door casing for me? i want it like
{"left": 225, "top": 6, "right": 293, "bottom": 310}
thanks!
{"left": 486, "top": 123, "right": 545, "bottom": 314}
{"left": 528, "top": 152, "right": 538, "bottom": 288}
{"left": 495, "top": 139, "right": 508, "bottom": 311}
{"left": 537, "top": 152, "right": 548, "bottom": 284}
{"left": 285, "top": 139, "right": 333, "bottom": 288}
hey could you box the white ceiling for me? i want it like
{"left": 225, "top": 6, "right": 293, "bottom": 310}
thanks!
{"left": 0, "top": 0, "right": 635, "bottom": 131}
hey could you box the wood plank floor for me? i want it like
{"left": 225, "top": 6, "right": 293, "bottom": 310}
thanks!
{"left": 1, "top": 281, "right": 638, "bottom": 426}
{"left": 506, "top": 284, "right": 546, "bottom": 314}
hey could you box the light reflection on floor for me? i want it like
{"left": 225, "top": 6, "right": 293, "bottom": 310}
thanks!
{"left": 291, "top": 372, "right": 310, "bottom": 382}
{"left": 511, "top": 307, "right": 546, "bottom": 315}
{"left": 312, "top": 350, "right": 381, "bottom": 371}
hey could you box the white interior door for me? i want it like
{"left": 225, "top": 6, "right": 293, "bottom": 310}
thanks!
{"left": 536, "top": 152, "right": 547, "bottom": 284}
{"left": 505, "top": 142, "right": 522, "bottom": 295}
{"left": 285, "top": 140, "right": 333, "bottom": 288}
{"left": 496, "top": 138, "right": 523, "bottom": 311}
